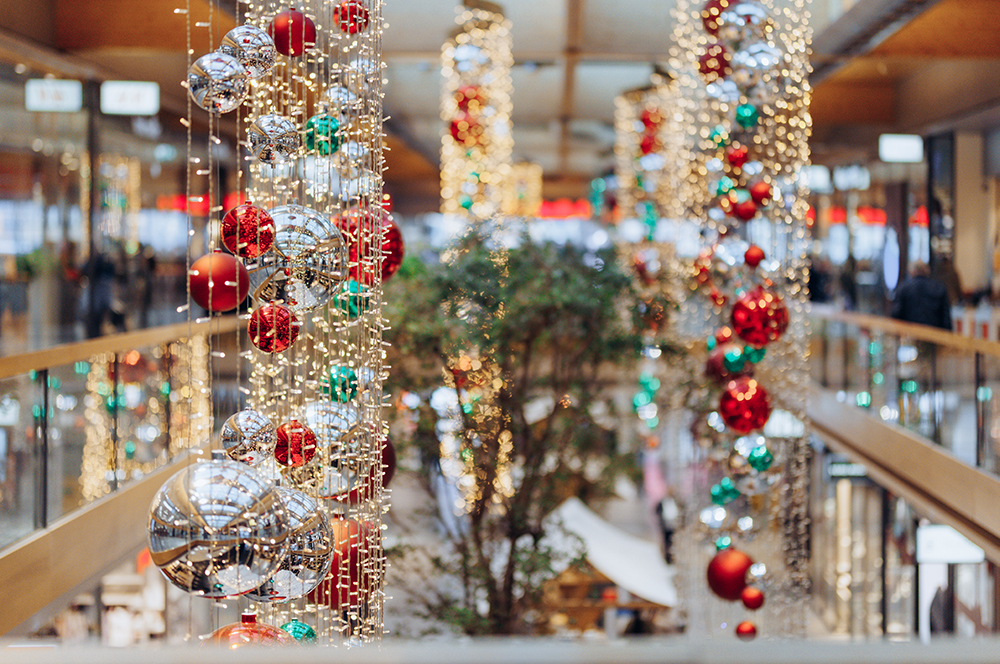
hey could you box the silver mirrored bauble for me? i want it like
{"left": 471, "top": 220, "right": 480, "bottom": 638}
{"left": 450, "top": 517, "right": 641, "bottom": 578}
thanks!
{"left": 247, "top": 204, "right": 348, "bottom": 312}
{"left": 283, "top": 403, "right": 373, "bottom": 500}
{"left": 246, "top": 487, "right": 334, "bottom": 602}
{"left": 324, "top": 65, "right": 365, "bottom": 112}
{"left": 732, "top": 42, "right": 782, "bottom": 86}
{"left": 717, "top": 3, "right": 771, "bottom": 48}
{"left": 249, "top": 114, "right": 300, "bottom": 164}
{"left": 147, "top": 459, "right": 289, "bottom": 597}
{"left": 221, "top": 408, "right": 277, "bottom": 465}
{"left": 218, "top": 25, "right": 276, "bottom": 79}
{"left": 188, "top": 52, "right": 249, "bottom": 114}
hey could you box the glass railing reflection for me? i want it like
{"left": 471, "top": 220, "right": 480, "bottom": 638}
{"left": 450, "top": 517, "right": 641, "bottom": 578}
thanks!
{"left": 810, "top": 306, "right": 1000, "bottom": 476}
{"left": 0, "top": 320, "right": 240, "bottom": 553}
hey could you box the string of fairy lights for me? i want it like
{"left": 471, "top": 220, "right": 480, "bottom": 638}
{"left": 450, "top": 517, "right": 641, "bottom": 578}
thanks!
{"left": 143, "top": 0, "right": 396, "bottom": 647}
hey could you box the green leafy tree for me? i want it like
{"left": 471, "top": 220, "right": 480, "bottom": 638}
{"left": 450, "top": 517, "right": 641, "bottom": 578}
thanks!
{"left": 384, "top": 228, "right": 659, "bottom": 635}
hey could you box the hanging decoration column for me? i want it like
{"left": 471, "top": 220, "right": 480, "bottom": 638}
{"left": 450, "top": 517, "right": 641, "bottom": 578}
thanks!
{"left": 667, "top": 0, "right": 812, "bottom": 640}
{"left": 146, "top": 0, "right": 397, "bottom": 646}
{"left": 440, "top": 0, "right": 514, "bottom": 219}
{"left": 613, "top": 72, "right": 688, "bottom": 239}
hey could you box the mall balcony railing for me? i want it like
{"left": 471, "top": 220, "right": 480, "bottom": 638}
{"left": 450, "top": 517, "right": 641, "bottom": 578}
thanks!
{"left": 0, "top": 318, "right": 241, "bottom": 634}
{"left": 808, "top": 304, "right": 1000, "bottom": 561}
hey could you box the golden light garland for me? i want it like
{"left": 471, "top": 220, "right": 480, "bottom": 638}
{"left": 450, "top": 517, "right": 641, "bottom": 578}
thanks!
{"left": 440, "top": 1, "right": 514, "bottom": 219}
{"left": 80, "top": 338, "right": 210, "bottom": 502}
{"left": 500, "top": 161, "right": 542, "bottom": 217}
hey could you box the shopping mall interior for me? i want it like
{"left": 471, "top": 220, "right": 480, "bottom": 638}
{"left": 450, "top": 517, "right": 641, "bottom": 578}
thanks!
{"left": 2, "top": 0, "right": 1000, "bottom": 660}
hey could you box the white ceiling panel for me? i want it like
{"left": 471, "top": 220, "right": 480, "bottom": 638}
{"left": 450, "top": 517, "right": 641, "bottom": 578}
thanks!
{"left": 572, "top": 62, "right": 658, "bottom": 120}
{"left": 580, "top": 0, "right": 676, "bottom": 57}
{"left": 510, "top": 64, "right": 564, "bottom": 123}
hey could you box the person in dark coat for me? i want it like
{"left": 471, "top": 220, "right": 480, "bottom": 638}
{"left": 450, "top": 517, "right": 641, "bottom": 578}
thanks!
{"left": 891, "top": 261, "right": 952, "bottom": 330}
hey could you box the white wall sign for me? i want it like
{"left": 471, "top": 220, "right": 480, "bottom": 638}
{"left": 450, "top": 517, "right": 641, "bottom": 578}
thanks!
{"left": 916, "top": 524, "right": 985, "bottom": 564}
{"left": 879, "top": 134, "right": 924, "bottom": 163}
{"left": 101, "top": 81, "right": 160, "bottom": 116}
{"left": 25, "top": 79, "right": 83, "bottom": 113}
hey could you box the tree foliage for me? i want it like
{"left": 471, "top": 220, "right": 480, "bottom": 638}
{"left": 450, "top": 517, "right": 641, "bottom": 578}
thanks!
{"left": 383, "top": 228, "right": 650, "bottom": 635}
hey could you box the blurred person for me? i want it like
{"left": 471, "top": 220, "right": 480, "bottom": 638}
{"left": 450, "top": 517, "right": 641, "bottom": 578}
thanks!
{"left": 808, "top": 255, "right": 832, "bottom": 303}
{"left": 891, "top": 261, "right": 952, "bottom": 330}
{"left": 80, "top": 249, "right": 127, "bottom": 338}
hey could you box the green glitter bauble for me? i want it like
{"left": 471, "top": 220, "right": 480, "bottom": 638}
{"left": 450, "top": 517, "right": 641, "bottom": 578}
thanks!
{"left": 336, "top": 280, "right": 369, "bottom": 319}
{"left": 735, "top": 104, "right": 759, "bottom": 129}
{"left": 743, "top": 346, "right": 766, "bottom": 364}
{"left": 710, "top": 477, "right": 740, "bottom": 506}
{"left": 722, "top": 349, "right": 745, "bottom": 373}
{"left": 715, "top": 176, "right": 734, "bottom": 196}
{"left": 709, "top": 124, "right": 728, "bottom": 146}
{"left": 305, "top": 114, "right": 341, "bottom": 156}
{"left": 325, "top": 365, "right": 358, "bottom": 402}
{"left": 747, "top": 445, "right": 774, "bottom": 472}
{"left": 281, "top": 619, "right": 316, "bottom": 643}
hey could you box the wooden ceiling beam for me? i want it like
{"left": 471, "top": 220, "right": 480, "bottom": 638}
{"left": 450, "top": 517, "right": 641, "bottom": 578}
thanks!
{"left": 557, "top": 0, "right": 584, "bottom": 176}
{"left": 872, "top": 0, "right": 1000, "bottom": 59}
{"left": 810, "top": 81, "right": 895, "bottom": 125}
{"left": 55, "top": 0, "right": 235, "bottom": 55}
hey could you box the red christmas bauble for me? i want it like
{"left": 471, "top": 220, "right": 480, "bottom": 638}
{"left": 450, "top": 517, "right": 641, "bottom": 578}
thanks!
{"left": 733, "top": 198, "right": 758, "bottom": 221}
{"left": 333, "top": 206, "right": 405, "bottom": 285}
{"left": 741, "top": 586, "right": 765, "bottom": 610}
{"left": 698, "top": 42, "right": 730, "bottom": 82}
{"left": 719, "top": 377, "right": 772, "bottom": 433}
{"left": 221, "top": 203, "right": 275, "bottom": 259}
{"left": 189, "top": 251, "right": 250, "bottom": 312}
{"left": 726, "top": 145, "right": 749, "bottom": 169}
{"left": 640, "top": 107, "right": 664, "bottom": 130}
{"left": 715, "top": 325, "right": 734, "bottom": 345}
{"left": 701, "top": 0, "right": 729, "bottom": 35}
{"left": 749, "top": 180, "right": 772, "bottom": 206}
{"left": 639, "top": 133, "right": 660, "bottom": 155}
{"left": 248, "top": 303, "right": 299, "bottom": 353}
{"left": 735, "top": 620, "right": 757, "bottom": 641}
{"left": 731, "top": 285, "right": 789, "bottom": 346}
{"left": 450, "top": 112, "right": 485, "bottom": 147}
{"left": 110, "top": 351, "right": 154, "bottom": 384}
{"left": 203, "top": 615, "right": 297, "bottom": 648}
{"left": 705, "top": 343, "right": 753, "bottom": 385}
{"left": 336, "top": 435, "right": 398, "bottom": 503}
{"left": 381, "top": 437, "right": 397, "bottom": 489}
{"left": 456, "top": 85, "right": 487, "bottom": 113}
{"left": 306, "top": 518, "right": 377, "bottom": 609}
{"left": 744, "top": 244, "right": 765, "bottom": 268}
{"left": 274, "top": 419, "right": 317, "bottom": 467}
{"left": 268, "top": 9, "right": 317, "bottom": 57}
{"left": 706, "top": 547, "right": 753, "bottom": 601}
{"left": 333, "top": 0, "right": 370, "bottom": 34}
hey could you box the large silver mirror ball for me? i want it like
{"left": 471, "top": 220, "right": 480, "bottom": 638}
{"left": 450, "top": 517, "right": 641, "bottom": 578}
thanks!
{"left": 147, "top": 459, "right": 289, "bottom": 597}
{"left": 249, "top": 114, "right": 300, "bottom": 164}
{"left": 248, "top": 204, "right": 348, "bottom": 313}
{"left": 218, "top": 25, "right": 275, "bottom": 79}
{"left": 246, "top": 487, "right": 334, "bottom": 602}
{"left": 221, "top": 408, "right": 276, "bottom": 466}
{"left": 188, "top": 52, "right": 248, "bottom": 114}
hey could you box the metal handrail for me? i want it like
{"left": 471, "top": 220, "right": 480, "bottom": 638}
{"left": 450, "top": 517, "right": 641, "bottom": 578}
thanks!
{"left": 0, "top": 316, "right": 243, "bottom": 380}
{"left": 808, "top": 303, "right": 1000, "bottom": 359}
